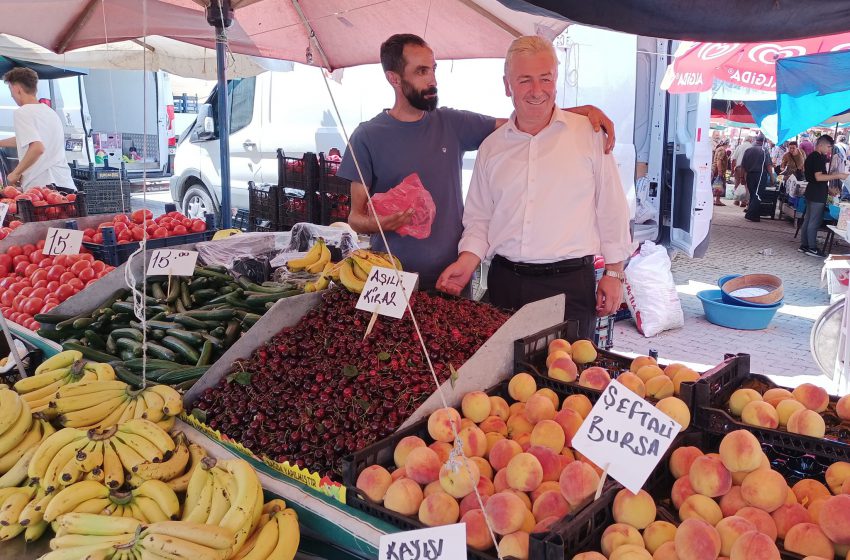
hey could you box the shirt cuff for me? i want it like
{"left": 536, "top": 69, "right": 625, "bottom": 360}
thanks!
{"left": 600, "top": 243, "right": 634, "bottom": 265}
{"left": 458, "top": 237, "right": 489, "bottom": 261}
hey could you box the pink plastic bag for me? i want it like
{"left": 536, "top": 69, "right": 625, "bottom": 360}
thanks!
{"left": 371, "top": 173, "right": 436, "bottom": 239}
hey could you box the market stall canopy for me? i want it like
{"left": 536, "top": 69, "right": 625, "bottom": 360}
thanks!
{"left": 0, "top": 54, "right": 86, "bottom": 80}
{"left": 0, "top": 0, "right": 570, "bottom": 70}
{"left": 662, "top": 32, "right": 850, "bottom": 96}
{"left": 0, "top": 34, "right": 290, "bottom": 79}
{"left": 509, "top": 0, "right": 850, "bottom": 43}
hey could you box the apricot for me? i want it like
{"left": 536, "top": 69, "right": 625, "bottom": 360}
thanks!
{"left": 508, "top": 373, "right": 537, "bottom": 403}
{"left": 514, "top": 432, "right": 531, "bottom": 451}
{"left": 559, "top": 460, "right": 600, "bottom": 507}
{"left": 719, "top": 486, "right": 748, "bottom": 517}
{"left": 489, "top": 396, "right": 510, "bottom": 421}
{"left": 672, "top": 368, "right": 701, "bottom": 395}
{"left": 613, "top": 489, "right": 656, "bottom": 530}
{"left": 617, "top": 371, "right": 647, "bottom": 398}
{"left": 424, "top": 480, "right": 446, "bottom": 497}
{"left": 578, "top": 366, "right": 611, "bottom": 390}
{"left": 562, "top": 394, "right": 593, "bottom": 418}
{"left": 355, "top": 465, "right": 392, "bottom": 503}
{"left": 532, "top": 490, "right": 570, "bottom": 522}
{"left": 656, "top": 397, "right": 691, "bottom": 429}
{"left": 525, "top": 394, "right": 557, "bottom": 423}
{"left": 554, "top": 408, "right": 584, "bottom": 448}
{"left": 549, "top": 338, "right": 572, "bottom": 356}
{"left": 837, "top": 394, "right": 850, "bottom": 421}
{"left": 776, "top": 398, "right": 806, "bottom": 427}
{"left": 762, "top": 387, "right": 794, "bottom": 407}
{"left": 499, "top": 531, "right": 530, "bottom": 560}
{"left": 461, "top": 391, "right": 492, "bottom": 423}
{"left": 384, "top": 478, "right": 424, "bottom": 516}
{"left": 630, "top": 355, "right": 657, "bottom": 373}
{"left": 509, "top": 402, "right": 525, "bottom": 417}
{"left": 792, "top": 479, "right": 831, "bottom": 507}
{"left": 527, "top": 445, "right": 563, "bottom": 483}
{"left": 418, "top": 491, "right": 460, "bottom": 526}
{"left": 457, "top": 426, "right": 488, "bottom": 458}
{"left": 538, "top": 388, "right": 561, "bottom": 408}
{"left": 427, "top": 408, "right": 462, "bottom": 443}
{"left": 609, "top": 544, "right": 652, "bottom": 560}
{"left": 670, "top": 446, "right": 704, "bottom": 479}
{"left": 506, "top": 488, "right": 532, "bottom": 510}
{"left": 729, "top": 388, "right": 763, "bottom": 416}
{"left": 827, "top": 461, "right": 850, "bottom": 494}
{"left": 404, "top": 447, "right": 441, "bottom": 485}
{"left": 484, "top": 491, "right": 527, "bottom": 535}
{"left": 689, "top": 455, "right": 732, "bottom": 498}
{"left": 731, "top": 452, "right": 770, "bottom": 485}
{"left": 462, "top": 509, "right": 494, "bottom": 551}
{"left": 672, "top": 475, "right": 697, "bottom": 510}
{"left": 507, "top": 413, "right": 535, "bottom": 438}
{"left": 646, "top": 375, "right": 675, "bottom": 399}
{"left": 740, "top": 400, "right": 780, "bottom": 428}
{"left": 716, "top": 516, "right": 756, "bottom": 557}
{"left": 664, "top": 363, "right": 688, "bottom": 379}
{"left": 771, "top": 503, "right": 810, "bottom": 539}
{"left": 818, "top": 494, "right": 850, "bottom": 545}
{"left": 571, "top": 339, "right": 597, "bottom": 364}
{"left": 470, "top": 457, "right": 493, "bottom": 481}
{"left": 393, "top": 436, "right": 426, "bottom": 468}
{"left": 673, "top": 518, "right": 721, "bottom": 560}
{"left": 547, "top": 350, "right": 571, "bottom": 368}
{"left": 549, "top": 356, "right": 579, "bottom": 382}
{"left": 652, "top": 542, "right": 678, "bottom": 560}
{"left": 729, "top": 530, "right": 780, "bottom": 560}
{"left": 679, "top": 494, "right": 724, "bottom": 526}
{"left": 506, "top": 453, "right": 544, "bottom": 492}
{"left": 740, "top": 468, "right": 788, "bottom": 513}
{"left": 438, "top": 459, "right": 480, "bottom": 498}
{"left": 637, "top": 365, "right": 665, "bottom": 384}
{"left": 530, "top": 419, "right": 566, "bottom": 453}
{"left": 792, "top": 383, "right": 829, "bottom": 412}
{"left": 718, "top": 430, "right": 763, "bottom": 473}
{"left": 786, "top": 409, "right": 826, "bottom": 438}
{"left": 784, "top": 523, "right": 834, "bottom": 559}
{"left": 643, "top": 520, "right": 677, "bottom": 554}
{"left": 460, "top": 418, "right": 477, "bottom": 432}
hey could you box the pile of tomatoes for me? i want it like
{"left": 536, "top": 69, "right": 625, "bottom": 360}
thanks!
{"left": 82, "top": 209, "right": 207, "bottom": 245}
{"left": 0, "top": 185, "right": 78, "bottom": 215}
{"left": 0, "top": 242, "right": 114, "bottom": 331}
{"left": 0, "top": 220, "right": 24, "bottom": 241}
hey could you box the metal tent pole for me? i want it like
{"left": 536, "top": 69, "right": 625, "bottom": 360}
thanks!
{"left": 207, "top": 0, "right": 233, "bottom": 229}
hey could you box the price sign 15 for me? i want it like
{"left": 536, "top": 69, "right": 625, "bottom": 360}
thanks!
{"left": 146, "top": 249, "right": 199, "bottom": 276}
{"left": 43, "top": 228, "right": 84, "bottom": 256}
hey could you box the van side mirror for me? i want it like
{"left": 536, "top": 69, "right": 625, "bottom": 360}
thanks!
{"left": 192, "top": 104, "right": 216, "bottom": 142}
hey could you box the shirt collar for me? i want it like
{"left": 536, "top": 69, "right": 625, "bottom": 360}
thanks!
{"left": 505, "top": 106, "right": 565, "bottom": 137}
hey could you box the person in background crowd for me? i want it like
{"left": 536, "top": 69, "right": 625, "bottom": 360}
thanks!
{"left": 731, "top": 135, "right": 754, "bottom": 208}
{"left": 780, "top": 141, "right": 805, "bottom": 180}
{"left": 837, "top": 136, "right": 850, "bottom": 199}
{"left": 712, "top": 139, "right": 729, "bottom": 206}
{"left": 799, "top": 132, "right": 815, "bottom": 157}
{"left": 771, "top": 140, "right": 787, "bottom": 170}
{"left": 741, "top": 134, "right": 773, "bottom": 223}
{"left": 800, "top": 135, "right": 849, "bottom": 256}
{"left": 436, "top": 36, "right": 632, "bottom": 339}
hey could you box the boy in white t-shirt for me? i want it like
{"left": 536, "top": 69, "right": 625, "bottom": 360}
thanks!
{"left": 0, "top": 67, "right": 75, "bottom": 191}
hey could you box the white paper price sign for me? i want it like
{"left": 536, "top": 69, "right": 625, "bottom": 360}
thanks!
{"left": 0, "top": 202, "right": 9, "bottom": 225}
{"left": 146, "top": 249, "right": 199, "bottom": 276}
{"left": 356, "top": 266, "right": 419, "bottom": 319}
{"left": 378, "top": 523, "right": 466, "bottom": 560}
{"left": 42, "top": 228, "right": 83, "bottom": 256}
{"left": 571, "top": 379, "right": 683, "bottom": 494}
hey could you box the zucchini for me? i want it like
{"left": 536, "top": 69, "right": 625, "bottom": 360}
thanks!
{"left": 200, "top": 264, "right": 228, "bottom": 274}
{"left": 160, "top": 336, "right": 201, "bottom": 363}
{"left": 120, "top": 350, "right": 136, "bottom": 362}
{"left": 35, "top": 328, "right": 65, "bottom": 342}
{"left": 116, "top": 337, "right": 143, "bottom": 357}
{"left": 188, "top": 277, "right": 209, "bottom": 291}
{"left": 71, "top": 317, "right": 95, "bottom": 330}
{"left": 175, "top": 299, "right": 187, "bottom": 313}
{"left": 33, "top": 313, "right": 75, "bottom": 324}
{"left": 200, "top": 334, "right": 223, "bottom": 348}
{"left": 156, "top": 366, "right": 208, "bottom": 384}
{"left": 196, "top": 340, "right": 213, "bottom": 366}
{"left": 166, "top": 278, "right": 180, "bottom": 303}
{"left": 190, "top": 289, "right": 218, "bottom": 303}
{"left": 193, "top": 268, "right": 231, "bottom": 281}
{"left": 224, "top": 320, "right": 241, "bottom": 347}
{"left": 152, "top": 331, "right": 165, "bottom": 341}
{"left": 106, "top": 335, "right": 118, "bottom": 355}
{"left": 113, "top": 364, "right": 144, "bottom": 388}
{"left": 172, "top": 315, "right": 207, "bottom": 330}
{"left": 112, "top": 328, "right": 144, "bottom": 342}
{"left": 124, "top": 358, "right": 182, "bottom": 372}
{"left": 83, "top": 330, "right": 107, "bottom": 350}
{"left": 145, "top": 342, "right": 177, "bottom": 361}
{"left": 180, "top": 281, "right": 192, "bottom": 309}
{"left": 112, "top": 301, "right": 136, "bottom": 314}
{"left": 150, "top": 282, "right": 167, "bottom": 301}
{"left": 169, "top": 329, "right": 204, "bottom": 346}
{"left": 244, "top": 290, "right": 301, "bottom": 306}
{"left": 61, "top": 342, "right": 120, "bottom": 363}
{"left": 147, "top": 321, "right": 180, "bottom": 331}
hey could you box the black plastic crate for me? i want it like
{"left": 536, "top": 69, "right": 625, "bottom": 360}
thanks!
{"left": 0, "top": 337, "right": 42, "bottom": 385}
{"left": 16, "top": 193, "right": 88, "bottom": 223}
{"left": 247, "top": 181, "right": 280, "bottom": 232}
{"left": 72, "top": 178, "right": 131, "bottom": 215}
{"left": 69, "top": 161, "right": 127, "bottom": 182}
{"left": 81, "top": 213, "right": 216, "bottom": 266}
{"left": 318, "top": 152, "right": 350, "bottom": 226}
{"left": 693, "top": 352, "right": 850, "bottom": 463}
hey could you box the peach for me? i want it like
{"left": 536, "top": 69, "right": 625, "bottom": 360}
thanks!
{"left": 559, "top": 460, "right": 601, "bottom": 507}
{"left": 716, "top": 516, "right": 757, "bottom": 557}
{"left": 731, "top": 453, "right": 769, "bottom": 485}
{"left": 532, "top": 515, "right": 559, "bottom": 534}
{"left": 729, "top": 388, "right": 763, "bottom": 416}
{"left": 645, "top": 375, "right": 675, "bottom": 399}
{"left": 637, "top": 365, "right": 665, "bottom": 384}
{"left": 600, "top": 523, "right": 644, "bottom": 556}
{"left": 719, "top": 430, "right": 763, "bottom": 473}
{"left": 562, "top": 394, "right": 593, "bottom": 418}
{"left": 532, "top": 490, "right": 570, "bottom": 522}
{"left": 554, "top": 408, "right": 584, "bottom": 448}
{"left": 547, "top": 350, "right": 571, "bottom": 368}
{"left": 827, "top": 461, "right": 850, "bottom": 494}
{"left": 490, "top": 438, "right": 523, "bottom": 471}
{"left": 674, "top": 518, "right": 721, "bottom": 560}
{"left": 740, "top": 401, "right": 779, "bottom": 429}
{"left": 537, "top": 388, "right": 561, "bottom": 409}
{"left": 776, "top": 398, "right": 806, "bottom": 427}
{"left": 785, "top": 487, "right": 798, "bottom": 505}
{"left": 579, "top": 366, "right": 611, "bottom": 390}
{"left": 476, "top": 475, "right": 495, "bottom": 497}
{"left": 609, "top": 545, "right": 652, "bottom": 560}
{"left": 652, "top": 542, "right": 678, "bottom": 560}
{"left": 463, "top": 509, "right": 495, "bottom": 550}
{"left": 384, "top": 478, "right": 424, "bottom": 516}
{"left": 643, "top": 520, "right": 677, "bottom": 554}
{"left": 771, "top": 503, "right": 810, "bottom": 539}
{"left": 549, "top": 356, "right": 579, "bottom": 382}
{"left": 837, "top": 395, "right": 850, "bottom": 420}
{"left": 520, "top": 508, "right": 536, "bottom": 533}
{"left": 818, "top": 494, "right": 850, "bottom": 544}
{"left": 458, "top": 492, "right": 487, "bottom": 517}
{"left": 670, "top": 446, "right": 704, "bottom": 479}
{"left": 617, "top": 371, "right": 647, "bottom": 398}
{"left": 656, "top": 397, "right": 691, "bottom": 429}
{"left": 532, "top": 480, "right": 562, "bottom": 503}
{"left": 571, "top": 339, "right": 597, "bottom": 364}
{"left": 461, "top": 391, "right": 492, "bottom": 423}
{"left": 499, "top": 531, "right": 529, "bottom": 560}
{"left": 784, "top": 523, "right": 834, "bottom": 559}
{"left": 807, "top": 498, "right": 827, "bottom": 524}
{"left": 404, "top": 447, "right": 441, "bottom": 485}
{"left": 664, "top": 363, "right": 688, "bottom": 379}
{"left": 792, "top": 479, "right": 831, "bottom": 507}
{"left": 549, "top": 338, "right": 572, "bottom": 355}
{"left": 494, "top": 468, "right": 509, "bottom": 492}
{"left": 439, "top": 459, "right": 480, "bottom": 498}
{"left": 489, "top": 396, "right": 510, "bottom": 421}
{"left": 418, "top": 492, "right": 460, "bottom": 526}
{"left": 393, "top": 436, "right": 426, "bottom": 468}
{"left": 506, "top": 453, "right": 544, "bottom": 492}
{"left": 423, "top": 480, "right": 444, "bottom": 497}
{"left": 429, "top": 441, "right": 452, "bottom": 464}
{"left": 525, "top": 394, "right": 557, "bottom": 423}
{"left": 527, "top": 445, "right": 563, "bottom": 483}
{"left": 507, "top": 412, "right": 535, "bottom": 439}
{"left": 673, "top": 368, "right": 701, "bottom": 395}
{"left": 613, "top": 489, "right": 656, "bottom": 530}
{"left": 630, "top": 355, "right": 657, "bottom": 373}
{"left": 729, "top": 530, "right": 780, "bottom": 560}
{"left": 740, "top": 468, "right": 788, "bottom": 513}
{"left": 719, "top": 486, "right": 748, "bottom": 517}
{"left": 786, "top": 409, "right": 826, "bottom": 438}
{"left": 484, "top": 491, "right": 527, "bottom": 535}
{"left": 689, "top": 455, "right": 732, "bottom": 498}
{"left": 735, "top": 506, "right": 777, "bottom": 540}
{"left": 672, "top": 476, "right": 697, "bottom": 510}
{"left": 485, "top": 431, "right": 505, "bottom": 456}
{"left": 509, "top": 373, "right": 538, "bottom": 402}
{"left": 471, "top": 456, "right": 493, "bottom": 481}
{"left": 530, "top": 419, "right": 566, "bottom": 453}
{"left": 460, "top": 418, "right": 477, "bottom": 432}
{"left": 505, "top": 488, "right": 532, "bottom": 510}
{"left": 510, "top": 402, "right": 526, "bottom": 417}
{"left": 457, "top": 426, "right": 488, "bottom": 458}
{"left": 792, "top": 383, "right": 829, "bottom": 412}
{"left": 572, "top": 553, "right": 607, "bottom": 560}
{"left": 355, "top": 465, "right": 392, "bottom": 503}
{"left": 427, "top": 408, "right": 462, "bottom": 443}
{"left": 680, "top": 494, "right": 724, "bottom": 526}
{"left": 514, "top": 432, "right": 531, "bottom": 451}
{"left": 479, "top": 416, "right": 509, "bottom": 437}
{"left": 763, "top": 387, "right": 794, "bottom": 407}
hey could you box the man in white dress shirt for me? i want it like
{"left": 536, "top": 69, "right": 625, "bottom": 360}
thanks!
{"left": 436, "top": 36, "right": 632, "bottom": 338}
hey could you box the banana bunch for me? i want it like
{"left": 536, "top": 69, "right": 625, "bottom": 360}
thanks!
{"left": 232, "top": 499, "right": 300, "bottom": 560}
{"left": 43, "top": 478, "right": 179, "bottom": 523}
{"left": 286, "top": 237, "right": 331, "bottom": 273}
{"left": 338, "top": 249, "right": 404, "bottom": 294}
{"left": 0, "top": 415, "right": 54, "bottom": 486}
{"left": 181, "top": 456, "right": 263, "bottom": 554}
{"left": 303, "top": 261, "right": 336, "bottom": 292}
{"left": 13, "top": 351, "right": 115, "bottom": 413}
{"left": 0, "top": 387, "right": 42, "bottom": 478}
{"left": 127, "top": 433, "right": 207, "bottom": 493}
{"left": 29, "top": 419, "right": 176, "bottom": 493}
{"left": 49, "top": 379, "right": 182, "bottom": 430}
{"left": 0, "top": 485, "right": 38, "bottom": 542}
{"left": 44, "top": 513, "right": 236, "bottom": 560}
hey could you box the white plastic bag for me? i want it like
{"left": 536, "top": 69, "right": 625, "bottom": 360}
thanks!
{"left": 624, "top": 241, "right": 684, "bottom": 337}
{"left": 634, "top": 176, "right": 658, "bottom": 225}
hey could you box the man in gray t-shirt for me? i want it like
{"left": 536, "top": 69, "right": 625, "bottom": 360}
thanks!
{"left": 338, "top": 34, "right": 613, "bottom": 289}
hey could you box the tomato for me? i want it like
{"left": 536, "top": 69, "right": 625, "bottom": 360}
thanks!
{"left": 13, "top": 261, "right": 28, "bottom": 276}
{"left": 32, "top": 280, "right": 47, "bottom": 290}
{"left": 30, "top": 268, "right": 48, "bottom": 284}
{"left": 55, "top": 285, "right": 73, "bottom": 300}
{"left": 131, "top": 209, "right": 153, "bottom": 224}
{"left": 92, "top": 260, "right": 105, "bottom": 273}
{"left": 23, "top": 263, "right": 39, "bottom": 277}
{"left": 68, "top": 278, "right": 84, "bottom": 291}
{"left": 59, "top": 271, "right": 76, "bottom": 284}
{"left": 21, "top": 297, "right": 42, "bottom": 315}
{"left": 113, "top": 222, "right": 129, "bottom": 234}
{"left": 172, "top": 225, "right": 188, "bottom": 236}
{"left": 0, "top": 277, "right": 15, "bottom": 290}
{"left": 152, "top": 227, "right": 168, "bottom": 239}
{"left": 131, "top": 226, "right": 145, "bottom": 241}
{"left": 19, "top": 287, "right": 32, "bottom": 297}
{"left": 77, "top": 267, "right": 96, "bottom": 282}
{"left": 117, "top": 229, "right": 133, "bottom": 242}
{"left": 0, "top": 254, "right": 11, "bottom": 273}
{"left": 12, "top": 255, "right": 29, "bottom": 267}
{"left": 0, "top": 291, "right": 14, "bottom": 307}
{"left": 97, "top": 222, "right": 114, "bottom": 230}
{"left": 46, "top": 265, "right": 66, "bottom": 282}
{"left": 6, "top": 246, "right": 21, "bottom": 258}
{"left": 93, "top": 232, "right": 104, "bottom": 244}
{"left": 53, "top": 255, "right": 71, "bottom": 268}
{"left": 157, "top": 217, "right": 173, "bottom": 227}
{"left": 114, "top": 214, "right": 131, "bottom": 224}
{"left": 28, "top": 252, "right": 44, "bottom": 265}
{"left": 8, "top": 312, "right": 19, "bottom": 324}
{"left": 78, "top": 253, "right": 93, "bottom": 262}
{"left": 66, "top": 193, "right": 76, "bottom": 202}
{"left": 12, "top": 295, "right": 25, "bottom": 312}
{"left": 22, "top": 244, "right": 35, "bottom": 254}
{"left": 31, "top": 287, "right": 49, "bottom": 300}
{"left": 70, "top": 260, "right": 90, "bottom": 275}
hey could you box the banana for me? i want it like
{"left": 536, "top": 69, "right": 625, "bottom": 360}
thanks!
{"left": 133, "top": 433, "right": 189, "bottom": 482}
{"left": 267, "top": 510, "right": 299, "bottom": 560}
{"left": 41, "top": 545, "right": 116, "bottom": 560}
{"left": 111, "top": 437, "right": 147, "bottom": 471}
{"left": 359, "top": 249, "right": 397, "bottom": 269}
{"left": 286, "top": 239, "right": 323, "bottom": 271}
{"left": 139, "top": 390, "right": 165, "bottom": 423}
{"left": 103, "top": 442, "right": 125, "bottom": 490}
{"left": 0, "top": 389, "right": 23, "bottom": 437}
{"left": 44, "top": 480, "right": 110, "bottom": 522}
{"left": 182, "top": 466, "right": 214, "bottom": 523}
{"left": 79, "top": 440, "right": 105, "bottom": 473}
{"left": 132, "top": 495, "right": 169, "bottom": 523}
{"left": 18, "top": 486, "right": 49, "bottom": 526}
{"left": 0, "top": 399, "right": 33, "bottom": 455}
{"left": 339, "top": 259, "right": 366, "bottom": 293}
{"left": 115, "top": 432, "right": 164, "bottom": 464}
{"left": 166, "top": 443, "right": 206, "bottom": 493}
{"left": 261, "top": 499, "right": 287, "bottom": 515}
{"left": 0, "top": 486, "right": 35, "bottom": 526}
{"left": 98, "top": 399, "right": 131, "bottom": 429}
{"left": 305, "top": 240, "right": 331, "bottom": 274}
{"left": 29, "top": 427, "right": 87, "bottom": 481}
{"left": 155, "top": 416, "right": 176, "bottom": 432}
{"left": 147, "top": 520, "right": 235, "bottom": 550}
{"left": 127, "top": 501, "right": 147, "bottom": 523}
{"left": 140, "top": 532, "right": 227, "bottom": 560}
{"left": 218, "top": 459, "right": 262, "bottom": 550}
{"left": 118, "top": 420, "right": 175, "bottom": 455}
{"left": 24, "top": 519, "right": 48, "bottom": 542}
{"left": 42, "top": 438, "right": 88, "bottom": 492}
{"left": 205, "top": 468, "right": 232, "bottom": 525}
{"left": 19, "top": 375, "right": 68, "bottom": 404}
{"left": 70, "top": 496, "right": 111, "bottom": 515}
{"left": 57, "top": 440, "right": 97, "bottom": 487}
{"left": 351, "top": 257, "right": 369, "bottom": 281}
{"left": 54, "top": 380, "right": 129, "bottom": 399}
{"left": 234, "top": 514, "right": 277, "bottom": 560}
{"left": 35, "top": 350, "right": 83, "bottom": 375}
{"left": 50, "top": 532, "right": 132, "bottom": 548}
{"left": 0, "top": 419, "right": 41, "bottom": 476}
{"left": 146, "top": 385, "right": 183, "bottom": 417}
{"left": 56, "top": 512, "right": 141, "bottom": 536}
{"left": 50, "top": 389, "right": 128, "bottom": 415}
{"left": 133, "top": 397, "right": 148, "bottom": 420}
{"left": 85, "top": 466, "right": 106, "bottom": 484}
{"left": 58, "top": 394, "right": 128, "bottom": 428}
{"left": 92, "top": 363, "right": 116, "bottom": 381}
{"left": 133, "top": 480, "right": 179, "bottom": 519}
{"left": 0, "top": 446, "right": 37, "bottom": 489}
{"left": 118, "top": 399, "right": 138, "bottom": 425}
{"left": 0, "top": 522, "right": 24, "bottom": 541}
{"left": 14, "top": 366, "right": 70, "bottom": 394}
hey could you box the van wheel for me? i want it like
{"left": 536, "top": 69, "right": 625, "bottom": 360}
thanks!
{"left": 182, "top": 184, "right": 218, "bottom": 221}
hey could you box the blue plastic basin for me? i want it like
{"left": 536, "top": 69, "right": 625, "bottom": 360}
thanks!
{"left": 717, "top": 275, "right": 783, "bottom": 308}
{"left": 697, "top": 290, "right": 781, "bottom": 330}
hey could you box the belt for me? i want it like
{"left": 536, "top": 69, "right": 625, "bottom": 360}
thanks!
{"left": 492, "top": 254, "right": 593, "bottom": 277}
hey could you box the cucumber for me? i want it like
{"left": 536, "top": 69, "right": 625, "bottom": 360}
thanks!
{"left": 116, "top": 337, "right": 143, "bottom": 357}
{"left": 224, "top": 320, "right": 241, "bottom": 347}
{"left": 124, "top": 358, "right": 182, "bottom": 372}
{"left": 190, "top": 289, "right": 218, "bottom": 303}
{"left": 201, "top": 264, "right": 228, "bottom": 274}
{"left": 150, "top": 282, "right": 167, "bottom": 301}
{"left": 160, "top": 336, "right": 200, "bottom": 363}
{"left": 193, "top": 268, "right": 231, "bottom": 281}
{"left": 180, "top": 281, "right": 192, "bottom": 309}
{"left": 147, "top": 321, "right": 180, "bottom": 330}
{"left": 175, "top": 299, "right": 187, "bottom": 313}
{"left": 83, "top": 330, "right": 107, "bottom": 350}
{"left": 36, "top": 328, "right": 66, "bottom": 342}
{"left": 173, "top": 315, "right": 207, "bottom": 330}
{"left": 33, "top": 313, "right": 76, "bottom": 324}
{"left": 106, "top": 335, "right": 117, "bottom": 355}
{"left": 113, "top": 364, "right": 144, "bottom": 388}
{"left": 169, "top": 329, "right": 204, "bottom": 346}
{"left": 61, "top": 342, "right": 120, "bottom": 363}
{"left": 244, "top": 290, "right": 301, "bottom": 306}
{"left": 156, "top": 366, "right": 208, "bottom": 384}
{"left": 112, "top": 328, "right": 144, "bottom": 342}
{"left": 196, "top": 340, "right": 213, "bottom": 366}
{"left": 112, "top": 301, "right": 136, "bottom": 314}
{"left": 145, "top": 342, "right": 177, "bottom": 361}
{"left": 120, "top": 350, "right": 136, "bottom": 362}
{"left": 200, "top": 334, "right": 223, "bottom": 349}
{"left": 166, "top": 279, "right": 180, "bottom": 303}
{"left": 72, "top": 317, "right": 95, "bottom": 330}
{"left": 152, "top": 330, "right": 165, "bottom": 341}
{"left": 188, "top": 277, "right": 209, "bottom": 291}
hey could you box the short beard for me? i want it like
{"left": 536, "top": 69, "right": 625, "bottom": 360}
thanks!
{"left": 402, "top": 79, "right": 438, "bottom": 111}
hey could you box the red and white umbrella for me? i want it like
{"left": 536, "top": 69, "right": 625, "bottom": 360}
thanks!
{"left": 662, "top": 32, "right": 850, "bottom": 95}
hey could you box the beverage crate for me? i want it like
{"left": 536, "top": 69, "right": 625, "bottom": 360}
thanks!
{"left": 318, "top": 152, "right": 350, "bottom": 226}
{"left": 341, "top": 379, "right": 616, "bottom": 560}
{"left": 81, "top": 213, "right": 216, "bottom": 266}
{"left": 69, "top": 161, "right": 127, "bottom": 182}
{"left": 16, "top": 193, "right": 88, "bottom": 223}
{"left": 71, "top": 178, "right": 132, "bottom": 215}
{"left": 692, "top": 352, "right": 850, "bottom": 463}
